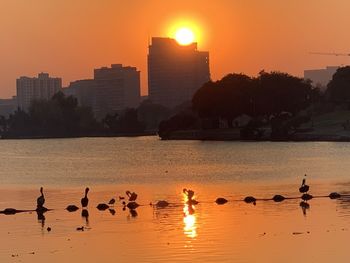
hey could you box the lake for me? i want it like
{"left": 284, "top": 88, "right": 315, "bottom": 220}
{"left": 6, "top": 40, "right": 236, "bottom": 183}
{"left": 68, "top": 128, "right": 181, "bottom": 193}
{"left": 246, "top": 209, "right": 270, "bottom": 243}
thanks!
{"left": 0, "top": 136, "right": 350, "bottom": 262}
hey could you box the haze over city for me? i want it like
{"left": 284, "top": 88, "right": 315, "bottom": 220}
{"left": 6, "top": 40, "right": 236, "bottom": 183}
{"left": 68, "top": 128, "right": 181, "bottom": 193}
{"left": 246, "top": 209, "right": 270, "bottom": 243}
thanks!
{"left": 1, "top": 0, "right": 350, "bottom": 98}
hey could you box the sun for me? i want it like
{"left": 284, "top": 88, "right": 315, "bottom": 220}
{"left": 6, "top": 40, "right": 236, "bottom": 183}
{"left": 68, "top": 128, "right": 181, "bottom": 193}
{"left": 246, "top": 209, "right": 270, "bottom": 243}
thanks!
{"left": 175, "top": 28, "right": 195, "bottom": 45}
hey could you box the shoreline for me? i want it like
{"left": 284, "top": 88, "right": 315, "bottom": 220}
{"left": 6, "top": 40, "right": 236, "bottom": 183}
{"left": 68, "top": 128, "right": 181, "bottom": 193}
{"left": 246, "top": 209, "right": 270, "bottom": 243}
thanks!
{"left": 159, "top": 129, "right": 350, "bottom": 142}
{"left": 0, "top": 131, "right": 157, "bottom": 140}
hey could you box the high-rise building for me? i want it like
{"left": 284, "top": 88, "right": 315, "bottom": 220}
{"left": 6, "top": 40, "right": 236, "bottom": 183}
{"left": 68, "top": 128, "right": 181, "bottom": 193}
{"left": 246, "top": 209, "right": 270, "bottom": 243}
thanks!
{"left": 64, "top": 64, "right": 140, "bottom": 119}
{"left": 304, "top": 66, "right": 339, "bottom": 90}
{"left": 148, "top": 37, "right": 210, "bottom": 108}
{"left": 16, "top": 73, "right": 62, "bottom": 110}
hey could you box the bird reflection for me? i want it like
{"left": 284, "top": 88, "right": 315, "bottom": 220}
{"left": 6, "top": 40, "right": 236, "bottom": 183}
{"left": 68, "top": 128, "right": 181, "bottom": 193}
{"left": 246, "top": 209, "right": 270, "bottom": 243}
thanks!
{"left": 300, "top": 201, "right": 310, "bottom": 216}
{"left": 183, "top": 190, "right": 197, "bottom": 238}
{"left": 36, "top": 210, "right": 46, "bottom": 229}
{"left": 81, "top": 209, "right": 89, "bottom": 226}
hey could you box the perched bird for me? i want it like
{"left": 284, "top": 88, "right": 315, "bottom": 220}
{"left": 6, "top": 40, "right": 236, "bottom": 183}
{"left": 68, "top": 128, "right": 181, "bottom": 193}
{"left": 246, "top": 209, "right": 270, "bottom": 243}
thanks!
{"left": 37, "top": 187, "right": 45, "bottom": 208}
{"left": 81, "top": 187, "right": 89, "bottom": 208}
{"left": 108, "top": 198, "right": 116, "bottom": 206}
{"left": 299, "top": 175, "right": 310, "bottom": 194}
{"left": 126, "top": 191, "right": 138, "bottom": 201}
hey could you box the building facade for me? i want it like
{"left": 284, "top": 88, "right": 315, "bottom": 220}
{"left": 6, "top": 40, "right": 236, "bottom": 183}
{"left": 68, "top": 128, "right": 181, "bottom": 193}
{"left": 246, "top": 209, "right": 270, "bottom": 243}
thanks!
{"left": 16, "top": 73, "right": 62, "bottom": 110}
{"left": 64, "top": 64, "right": 140, "bottom": 119}
{"left": 304, "top": 66, "right": 339, "bottom": 90}
{"left": 148, "top": 37, "right": 210, "bottom": 108}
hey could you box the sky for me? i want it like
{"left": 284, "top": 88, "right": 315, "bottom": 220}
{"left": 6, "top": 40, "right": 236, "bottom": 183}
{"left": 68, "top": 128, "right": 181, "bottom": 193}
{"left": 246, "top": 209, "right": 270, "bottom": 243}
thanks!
{"left": 1, "top": 0, "right": 350, "bottom": 98}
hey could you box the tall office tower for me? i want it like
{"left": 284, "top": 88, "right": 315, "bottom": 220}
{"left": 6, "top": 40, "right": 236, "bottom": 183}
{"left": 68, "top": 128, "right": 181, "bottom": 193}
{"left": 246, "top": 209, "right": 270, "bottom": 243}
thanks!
{"left": 148, "top": 37, "right": 210, "bottom": 108}
{"left": 16, "top": 73, "right": 62, "bottom": 110}
{"left": 304, "top": 66, "right": 339, "bottom": 90}
{"left": 64, "top": 64, "right": 140, "bottom": 119}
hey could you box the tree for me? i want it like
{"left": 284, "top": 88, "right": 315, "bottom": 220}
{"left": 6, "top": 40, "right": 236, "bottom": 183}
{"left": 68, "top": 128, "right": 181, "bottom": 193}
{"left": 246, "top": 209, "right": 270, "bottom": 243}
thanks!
{"left": 326, "top": 66, "right": 350, "bottom": 103}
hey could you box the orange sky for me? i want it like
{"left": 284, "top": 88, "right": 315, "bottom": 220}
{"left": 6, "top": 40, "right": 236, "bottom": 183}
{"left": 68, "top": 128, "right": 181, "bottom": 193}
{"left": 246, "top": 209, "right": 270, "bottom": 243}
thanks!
{"left": 1, "top": 0, "right": 350, "bottom": 98}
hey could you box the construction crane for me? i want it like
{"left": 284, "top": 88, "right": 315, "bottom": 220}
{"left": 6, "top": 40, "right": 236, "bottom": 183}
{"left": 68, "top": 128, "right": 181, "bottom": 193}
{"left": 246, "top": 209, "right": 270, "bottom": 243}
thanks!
{"left": 310, "top": 52, "right": 350, "bottom": 57}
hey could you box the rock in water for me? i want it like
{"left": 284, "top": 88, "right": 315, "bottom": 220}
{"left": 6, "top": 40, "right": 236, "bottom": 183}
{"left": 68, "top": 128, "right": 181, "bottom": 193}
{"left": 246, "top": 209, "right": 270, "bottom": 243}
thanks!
{"left": 215, "top": 198, "right": 228, "bottom": 205}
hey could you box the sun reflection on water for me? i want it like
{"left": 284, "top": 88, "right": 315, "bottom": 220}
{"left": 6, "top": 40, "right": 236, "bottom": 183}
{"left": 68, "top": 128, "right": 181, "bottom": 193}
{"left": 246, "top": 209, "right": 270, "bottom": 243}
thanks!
{"left": 183, "top": 192, "right": 197, "bottom": 238}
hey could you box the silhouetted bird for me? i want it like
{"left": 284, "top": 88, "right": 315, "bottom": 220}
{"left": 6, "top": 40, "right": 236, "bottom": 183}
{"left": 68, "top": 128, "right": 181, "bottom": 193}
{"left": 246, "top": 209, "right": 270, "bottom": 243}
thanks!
{"left": 108, "top": 198, "right": 116, "bottom": 206}
{"left": 215, "top": 197, "right": 228, "bottom": 205}
{"left": 66, "top": 205, "right": 79, "bottom": 212}
{"left": 37, "top": 187, "right": 45, "bottom": 208}
{"left": 119, "top": 196, "right": 125, "bottom": 200}
{"left": 126, "top": 191, "right": 138, "bottom": 201}
{"left": 299, "top": 175, "right": 310, "bottom": 194}
{"left": 81, "top": 187, "right": 89, "bottom": 208}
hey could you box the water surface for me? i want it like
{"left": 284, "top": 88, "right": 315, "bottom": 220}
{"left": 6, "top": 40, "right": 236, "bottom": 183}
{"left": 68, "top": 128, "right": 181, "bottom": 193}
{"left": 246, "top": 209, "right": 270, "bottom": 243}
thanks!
{"left": 0, "top": 137, "right": 350, "bottom": 262}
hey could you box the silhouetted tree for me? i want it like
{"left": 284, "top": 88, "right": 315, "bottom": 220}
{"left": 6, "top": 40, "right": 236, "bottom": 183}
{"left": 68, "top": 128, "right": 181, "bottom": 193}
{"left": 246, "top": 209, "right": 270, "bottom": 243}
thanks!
{"left": 326, "top": 66, "right": 350, "bottom": 104}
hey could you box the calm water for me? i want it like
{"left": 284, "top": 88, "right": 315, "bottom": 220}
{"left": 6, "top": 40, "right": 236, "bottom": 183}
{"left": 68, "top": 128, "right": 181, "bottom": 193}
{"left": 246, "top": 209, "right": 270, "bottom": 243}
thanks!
{"left": 1, "top": 136, "right": 350, "bottom": 262}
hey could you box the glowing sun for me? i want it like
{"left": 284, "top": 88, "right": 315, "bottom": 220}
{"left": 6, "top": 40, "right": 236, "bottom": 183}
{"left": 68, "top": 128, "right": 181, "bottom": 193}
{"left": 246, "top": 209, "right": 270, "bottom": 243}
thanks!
{"left": 175, "top": 28, "right": 195, "bottom": 45}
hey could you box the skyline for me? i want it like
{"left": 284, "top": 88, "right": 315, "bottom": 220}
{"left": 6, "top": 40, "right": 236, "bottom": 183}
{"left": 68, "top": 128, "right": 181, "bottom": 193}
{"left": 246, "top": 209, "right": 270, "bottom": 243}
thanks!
{"left": 2, "top": 1, "right": 350, "bottom": 98}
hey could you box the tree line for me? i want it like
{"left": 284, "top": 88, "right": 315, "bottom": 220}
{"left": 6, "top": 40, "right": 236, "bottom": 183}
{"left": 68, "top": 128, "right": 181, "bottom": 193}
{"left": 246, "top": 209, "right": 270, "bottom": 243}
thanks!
{"left": 159, "top": 67, "right": 350, "bottom": 140}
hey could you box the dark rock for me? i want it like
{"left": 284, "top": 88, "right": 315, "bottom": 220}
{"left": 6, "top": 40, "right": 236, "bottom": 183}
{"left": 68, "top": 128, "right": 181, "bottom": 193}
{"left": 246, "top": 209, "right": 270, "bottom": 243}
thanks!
{"left": 301, "top": 193, "right": 313, "bottom": 201}
{"left": 66, "top": 205, "right": 79, "bottom": 212}
{"left": 329, "top": 192, "right": 341, "bottom": 199}
{"left": 127, "top": 202, "right": 140, "bottom": 210}
{"left": 96, "top": 203, "right": 109, "bottom": 211}
{"left": 272, "top": 195, "right": 285, "bottom": 202}
{"left": 156, "top": 200, "right": 169, "bottom": 208}
{"left": 215, "top": 197, "right": 228, "bottom": 205}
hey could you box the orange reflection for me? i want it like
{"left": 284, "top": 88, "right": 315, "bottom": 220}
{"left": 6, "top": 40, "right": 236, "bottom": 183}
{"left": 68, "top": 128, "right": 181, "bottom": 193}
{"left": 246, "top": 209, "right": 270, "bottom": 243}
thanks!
{"left": 183, "top": 192, "right": 197, "bottom": 238}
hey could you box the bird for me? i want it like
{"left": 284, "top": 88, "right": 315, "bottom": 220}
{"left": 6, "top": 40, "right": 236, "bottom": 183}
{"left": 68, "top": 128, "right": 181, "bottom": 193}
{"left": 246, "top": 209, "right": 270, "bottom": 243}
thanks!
{"left": 81, "top": 187, "right": 89, "bottom": 208}
{"left": 108, "top": 198, "right": 116, "bottom": 206}
{"left": 126, "top": 191, "right": 138, "bottom": 201}
{"left": 299, "top": 175, "right": 310, "bottom": 194}
{"left": 119, "top": 196, "right": 125, "bottom": 200}
{"left": 37, "top": 187, "right": 45, "bottom": 208}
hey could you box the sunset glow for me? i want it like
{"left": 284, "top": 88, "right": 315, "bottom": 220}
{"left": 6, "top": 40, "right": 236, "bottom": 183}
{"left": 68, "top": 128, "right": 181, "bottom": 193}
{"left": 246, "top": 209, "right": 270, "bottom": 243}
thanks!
{"left": 175, "top": 28, "right": 195, "bottom": 45}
